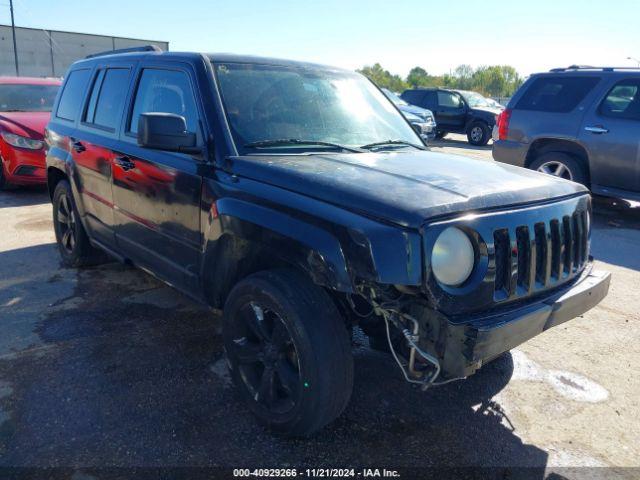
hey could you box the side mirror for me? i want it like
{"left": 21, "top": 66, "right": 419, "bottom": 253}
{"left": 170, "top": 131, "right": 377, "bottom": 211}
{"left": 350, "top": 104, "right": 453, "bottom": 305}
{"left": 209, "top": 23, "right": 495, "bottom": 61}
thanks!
{"left": 137, "top": 112, "right": 200, "bottom": 154}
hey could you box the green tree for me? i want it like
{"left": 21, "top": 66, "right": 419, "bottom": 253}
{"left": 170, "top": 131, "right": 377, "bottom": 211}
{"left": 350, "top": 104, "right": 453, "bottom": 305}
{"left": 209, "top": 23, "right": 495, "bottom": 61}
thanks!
{"left": 406, "top": 66, "right": 429, "bottom": 88}
{"left": 357, "top": 63, "right": 408, "bottom": 92}
{"left": 453, "top": 64, "right": 474, "bottom": 90}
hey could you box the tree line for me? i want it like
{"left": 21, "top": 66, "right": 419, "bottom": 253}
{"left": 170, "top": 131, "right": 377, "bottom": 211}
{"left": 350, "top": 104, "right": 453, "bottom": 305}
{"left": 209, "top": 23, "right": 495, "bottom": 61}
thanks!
{"left": 357, "top": 63, "right": 524, "bottom": 98}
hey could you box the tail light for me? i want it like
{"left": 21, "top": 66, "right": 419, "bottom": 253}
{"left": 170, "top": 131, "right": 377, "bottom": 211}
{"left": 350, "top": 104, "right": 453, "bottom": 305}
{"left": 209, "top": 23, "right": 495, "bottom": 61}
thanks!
{"left": 496, "top": 108, "right": 512, "bottom": 141}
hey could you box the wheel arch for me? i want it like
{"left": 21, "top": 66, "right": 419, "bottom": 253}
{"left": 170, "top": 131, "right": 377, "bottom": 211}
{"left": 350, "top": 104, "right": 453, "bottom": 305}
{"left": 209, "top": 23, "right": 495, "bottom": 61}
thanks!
{"left": 200, "top": 198, "right": 354, "bottom": 309}
{"left": 47, "top": 166, "right": 69, "bottom": 200}
{"left": 525, "top": 138, "right": 591, "bottom": 184}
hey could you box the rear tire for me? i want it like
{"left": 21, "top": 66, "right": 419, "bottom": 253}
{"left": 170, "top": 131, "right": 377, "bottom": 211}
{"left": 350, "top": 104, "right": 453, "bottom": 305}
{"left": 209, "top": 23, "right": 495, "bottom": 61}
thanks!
{"left": 52, "top": 180, "right": 107, "bottom": 267}
{"left": 529, "top": 152, "right": 588, "bottom": 186}
{"left": 223, "top": 268, "right": 353, "bottom": 436}
{"left": 467, "top": 121, "right": 490, "bottom": 146}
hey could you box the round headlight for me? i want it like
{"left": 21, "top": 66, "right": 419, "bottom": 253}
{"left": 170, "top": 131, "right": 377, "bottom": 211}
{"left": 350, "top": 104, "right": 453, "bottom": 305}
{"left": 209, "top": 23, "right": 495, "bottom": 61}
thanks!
{"left": 431, "top": 227, "right": 475, "bottom": 286}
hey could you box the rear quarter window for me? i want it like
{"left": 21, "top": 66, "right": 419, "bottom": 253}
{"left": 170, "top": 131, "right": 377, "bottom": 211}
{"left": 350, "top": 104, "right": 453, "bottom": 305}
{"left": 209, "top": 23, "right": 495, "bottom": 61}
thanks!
{"left": 56, "top": 69, "right": 92, "bottom": 121}
{"left": 599, "top": 79, "right": 640, "bottom": 121}
{"left": 515, "top": 76, "right": 600, "bottom": 113}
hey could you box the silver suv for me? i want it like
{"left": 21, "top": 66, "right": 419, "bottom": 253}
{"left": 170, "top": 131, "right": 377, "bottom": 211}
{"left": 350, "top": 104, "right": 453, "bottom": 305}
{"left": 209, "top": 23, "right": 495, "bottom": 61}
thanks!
{"left": 493, "top": 66, "right": 640, "bottom": 202}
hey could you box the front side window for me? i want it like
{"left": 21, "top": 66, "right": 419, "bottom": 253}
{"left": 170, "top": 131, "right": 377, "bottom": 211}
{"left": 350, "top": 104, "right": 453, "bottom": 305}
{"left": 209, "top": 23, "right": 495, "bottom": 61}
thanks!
{"left": 515, "top": 76, "right": 600, "bottom": 113}
{"left": 56, "top": 69, "right": 92, "bottom": 120}
{"left": 0, "top": 84, "right": 59, "bottom": 112}
{"left": 214, "top": 63, "right": 421, "bottom": 154}
{"left": 600, "top": 79, "right": 640, "bottom": 121}
{"left": 129, "top": 69, "right": 199, "bottom": 134}
{"left": 84, "top": 68, "right": 130, "bottom": 130}
{"left": 459, "top": 91, "right": 490, "bottom": 108}
{"left": 437, "top": 91, "right": 463, "bottom": 108}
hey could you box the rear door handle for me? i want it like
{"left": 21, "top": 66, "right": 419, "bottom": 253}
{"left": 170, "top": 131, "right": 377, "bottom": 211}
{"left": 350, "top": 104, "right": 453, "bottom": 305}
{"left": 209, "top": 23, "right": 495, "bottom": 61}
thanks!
{"left": 70, "top": 139, "right": 86, "bottom": 153}
{"left": 114, "top": 155, "right": 135, "bottom": 171}
{"left": 584, "top": 125, "right": 609, "bottom": 134}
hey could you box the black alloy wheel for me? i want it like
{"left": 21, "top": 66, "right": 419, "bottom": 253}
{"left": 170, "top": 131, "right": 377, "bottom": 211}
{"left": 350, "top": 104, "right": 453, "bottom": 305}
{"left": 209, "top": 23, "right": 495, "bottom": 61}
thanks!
{"left": 231, "top": 301, "right": 301, "bottom": 414}
{"left": 56, "top": 191, "right": 78, "bottom": 255}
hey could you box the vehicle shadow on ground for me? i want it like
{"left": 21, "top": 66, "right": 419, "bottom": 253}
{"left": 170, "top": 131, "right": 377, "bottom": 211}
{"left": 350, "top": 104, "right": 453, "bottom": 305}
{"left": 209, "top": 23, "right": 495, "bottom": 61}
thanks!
{"left": 0, "top": 244, "right": 547, "bottom": 474}
{"left": 591, "top": 199, "right": 640, "bottom": 272}
{"left": 429, "top": 137, "right": 494, "bottom": 152}
{"left": 0, "top": 187, "right": 49, "bottom": 208}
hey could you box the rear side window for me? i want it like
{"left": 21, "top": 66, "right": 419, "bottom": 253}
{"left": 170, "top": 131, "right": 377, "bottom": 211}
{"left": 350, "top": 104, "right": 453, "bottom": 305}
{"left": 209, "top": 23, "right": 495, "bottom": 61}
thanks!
{"left": 401, "top": 90, "right": 425, "bottom": 105}
{"left": 515, "top": 76, "right": 600, "bottom": 113}
{"left": 128, "top": 68, "right": 199, "bottom": 135}
{"left": 56, "top": 69, "right": 91, "bottom": 121}
{"left": 84, "top": 68, "right": 130, "bottom": 130}
{"left": 600, "top": 79, "right": 640, "bottom": 121}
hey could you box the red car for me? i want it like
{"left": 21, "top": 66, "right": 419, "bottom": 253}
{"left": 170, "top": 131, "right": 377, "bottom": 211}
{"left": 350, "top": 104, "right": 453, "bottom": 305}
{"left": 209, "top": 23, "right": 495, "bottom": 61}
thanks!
{"left": 0, "top": 76, "right": 61, "bottom": 190}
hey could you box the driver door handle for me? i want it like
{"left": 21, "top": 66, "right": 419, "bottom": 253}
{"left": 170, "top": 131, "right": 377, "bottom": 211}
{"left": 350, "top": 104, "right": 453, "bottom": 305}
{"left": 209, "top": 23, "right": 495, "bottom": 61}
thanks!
{"left": 584, "top": 125, "right": 609, "bottom": 134}
{"left": 114, "top": 155, "right": 135, "bottom": 171}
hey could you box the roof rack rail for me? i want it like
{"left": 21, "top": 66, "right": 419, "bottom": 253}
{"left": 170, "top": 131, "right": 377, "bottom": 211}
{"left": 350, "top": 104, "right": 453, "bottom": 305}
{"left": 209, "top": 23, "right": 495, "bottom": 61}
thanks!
{"left": 85, "top": 45, "right": 162, "bottom": 59}
{"left": 549, "top": 65, "right": 640, "bottom": 72}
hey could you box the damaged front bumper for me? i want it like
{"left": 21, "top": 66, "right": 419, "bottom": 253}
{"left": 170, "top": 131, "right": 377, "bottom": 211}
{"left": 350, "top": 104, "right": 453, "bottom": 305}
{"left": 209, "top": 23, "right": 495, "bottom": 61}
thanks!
{"left": 414, "top": 267, "right": 611, "bottom": 379}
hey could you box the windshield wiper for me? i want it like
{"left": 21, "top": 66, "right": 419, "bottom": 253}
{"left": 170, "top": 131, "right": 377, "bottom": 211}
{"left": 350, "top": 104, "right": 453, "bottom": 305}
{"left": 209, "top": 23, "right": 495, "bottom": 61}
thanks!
{"left": 244, "top": 138, "right": 364, "bottom": 153}
{"left": 360, "top": 140, "right": 426, "bottom": 151}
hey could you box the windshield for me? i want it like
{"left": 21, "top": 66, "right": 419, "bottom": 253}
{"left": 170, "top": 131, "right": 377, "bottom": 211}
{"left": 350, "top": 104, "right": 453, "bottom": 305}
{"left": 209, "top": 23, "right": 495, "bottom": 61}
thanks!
{"left": 214, "top": 63, "right": 421, "bottom": 154}
{"left": 0, "top": 84, "right": 59, "bottom": 112}
{"left": 381, "top": 88, "right": 408, "bottom": 106}
{"left": 458, "top": 91, "right": 491, "bottom": 108}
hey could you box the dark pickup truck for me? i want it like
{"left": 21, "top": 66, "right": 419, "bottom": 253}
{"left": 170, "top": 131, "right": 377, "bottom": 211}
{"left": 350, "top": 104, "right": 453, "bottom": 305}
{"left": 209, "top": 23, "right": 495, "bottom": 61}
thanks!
{"left": 45, "top": 47, "right": 610, "bottom": 436}
{"left": 401, "top": 87, "right": 501, "bottom": 145}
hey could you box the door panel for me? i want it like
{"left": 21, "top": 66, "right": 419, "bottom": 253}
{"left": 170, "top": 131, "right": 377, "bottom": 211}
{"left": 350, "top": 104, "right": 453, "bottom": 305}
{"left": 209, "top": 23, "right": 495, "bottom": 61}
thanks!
{"left": 111, "top": 65, "right": 204, "bottom": 290}
{"left": 112, "top": 146, "right": 202, "bottom": 288}
{"left": 435, "top": 91, "right": 466, "bottom": 131}
{"left": 72, "top": 136, "right": 116, "bottom": 244}
{"left": 579, "top": 78, "right": 640, "bottom": 193}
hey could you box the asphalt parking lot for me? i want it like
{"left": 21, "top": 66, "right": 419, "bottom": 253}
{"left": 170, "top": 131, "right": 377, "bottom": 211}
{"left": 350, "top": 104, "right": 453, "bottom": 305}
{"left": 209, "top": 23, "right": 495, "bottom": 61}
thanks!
{"left": 1, "top": 138, "right": 639, "bottom": 476}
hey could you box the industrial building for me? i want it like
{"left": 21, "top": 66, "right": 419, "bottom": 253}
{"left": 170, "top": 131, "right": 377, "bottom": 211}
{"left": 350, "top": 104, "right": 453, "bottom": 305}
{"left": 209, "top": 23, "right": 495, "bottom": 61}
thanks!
{"left": 0, "top": 24, "right": 168, "bottom": 77}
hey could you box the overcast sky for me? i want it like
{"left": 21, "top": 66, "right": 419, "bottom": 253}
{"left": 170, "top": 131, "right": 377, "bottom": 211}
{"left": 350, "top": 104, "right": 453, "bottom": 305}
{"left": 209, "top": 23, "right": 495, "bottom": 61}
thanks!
{"left": 2, "top": 0, "right": 639, "bottom": 77}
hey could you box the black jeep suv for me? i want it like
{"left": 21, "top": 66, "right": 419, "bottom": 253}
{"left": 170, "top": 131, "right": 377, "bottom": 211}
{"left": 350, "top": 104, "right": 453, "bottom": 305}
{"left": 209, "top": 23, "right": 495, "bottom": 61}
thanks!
{"left": 401, "top": 87, "right": 501, "bottom": 145}
{"left": 493, "top": 66, "right": 640, "bottom": 201}
{"left": 45, "top": 47, "right": 610, "bottom": 436}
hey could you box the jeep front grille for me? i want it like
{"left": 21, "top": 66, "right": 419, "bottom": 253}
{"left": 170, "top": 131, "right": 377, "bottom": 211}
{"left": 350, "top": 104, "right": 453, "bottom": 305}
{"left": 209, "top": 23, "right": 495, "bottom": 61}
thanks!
{"left": 492, "top": 209, "right": 589, "bottom": 301}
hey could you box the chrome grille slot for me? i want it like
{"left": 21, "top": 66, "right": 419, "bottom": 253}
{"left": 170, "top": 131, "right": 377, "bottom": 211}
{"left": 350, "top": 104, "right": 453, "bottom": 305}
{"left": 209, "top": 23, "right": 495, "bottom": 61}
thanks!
{"left": 516, "top": 226, "right": 530, "bottom": 292}
{"left": 550, "top": 219, "right": 562, "bottom": 281}
{"left": 493, "top": 229, "right": 511, "bottom": 298}
{"left": 562, "top": 216, "right": 573, "bottom": 275}
{"left": 534, "top": 222, "right": 547, "bottom": 286}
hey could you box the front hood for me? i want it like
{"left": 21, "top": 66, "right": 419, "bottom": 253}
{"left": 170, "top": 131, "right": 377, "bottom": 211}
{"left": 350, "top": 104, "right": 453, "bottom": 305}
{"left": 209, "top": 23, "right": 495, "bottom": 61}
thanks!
{"left": 471, "top": 106, "right": 502, "bottom": 116}
{"left": 229, "top": 151, "right": 588, "bottom": 228}
{"left": 0, "top": 111, "right": 51, "bottom": 140}
{"left": 399, "top": 104, "right": 433, "bottom": 118}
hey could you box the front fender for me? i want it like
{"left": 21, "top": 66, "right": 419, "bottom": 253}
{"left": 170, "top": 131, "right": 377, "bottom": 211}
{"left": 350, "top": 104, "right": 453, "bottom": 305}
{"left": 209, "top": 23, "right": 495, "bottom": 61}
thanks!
{"left": 214, "top": 197, "right": 352, "bottom": 291}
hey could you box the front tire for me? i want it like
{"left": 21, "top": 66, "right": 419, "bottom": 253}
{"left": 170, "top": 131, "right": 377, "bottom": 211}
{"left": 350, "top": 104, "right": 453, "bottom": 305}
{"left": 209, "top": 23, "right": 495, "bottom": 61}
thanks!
{"left": 467, "top": 121, "right": 490, "bottom": 146}
{"left": 52, "top": 180, "right": 106, "bottom": 267}
{"left": 223, "top": 268, "right": 354, "bottom": 436}
{"left": 435, "top": 131, "right": 447, "bottom": 140}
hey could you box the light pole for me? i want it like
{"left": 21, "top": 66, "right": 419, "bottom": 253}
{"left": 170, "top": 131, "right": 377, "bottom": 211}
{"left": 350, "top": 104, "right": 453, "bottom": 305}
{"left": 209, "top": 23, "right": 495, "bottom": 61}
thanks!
{"left": 9, "top": 0, "right": 19, "bottom": 76}
{"left": 627, "top": 56, "right": 640, "bottom": 68}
